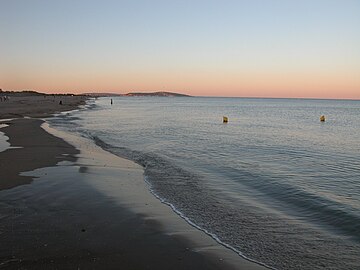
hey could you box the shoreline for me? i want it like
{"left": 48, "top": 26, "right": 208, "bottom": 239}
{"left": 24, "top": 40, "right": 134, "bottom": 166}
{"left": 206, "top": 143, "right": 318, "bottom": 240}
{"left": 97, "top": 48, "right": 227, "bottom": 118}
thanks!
{"left": 0, "top": 98, "right": 267, "bottom": 269}
{"left": 94, "top": 137, "right": 273, "bottom": 269}
{"left": 0, "top": 95, "right": 88, "bottom": 119}
{"left": 0, "top": 95, "right": 88, "bottom": 190}
{"left": 0, "top": 119, "right": 79, "bottom": 190}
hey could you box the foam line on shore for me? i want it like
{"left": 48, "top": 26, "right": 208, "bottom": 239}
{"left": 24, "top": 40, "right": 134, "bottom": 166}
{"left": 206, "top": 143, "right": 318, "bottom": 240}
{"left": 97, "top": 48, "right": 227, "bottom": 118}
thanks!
{"left": 41, "top": 120, "right": 268, "bottom": 270}
{"left": 0, "top": 128, "right": 10, "bottom": 152}
{"left": 0, "top": 122, "right": 22, "bottom": 152}
{"left": 50, "top": 96, "right": 272, "bottom": 269}
{"left": 88, "top": 134, "right": 274, "bottom": 269}
{"left": 143, "top": 176, "right": 275, "bottom": 270}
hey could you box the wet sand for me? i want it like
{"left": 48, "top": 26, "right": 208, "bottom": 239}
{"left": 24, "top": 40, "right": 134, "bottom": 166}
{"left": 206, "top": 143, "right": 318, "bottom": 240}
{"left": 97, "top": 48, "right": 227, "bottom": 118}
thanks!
{"left": 0, "top": 94, "right": 87, "bottom": 190}
{"left": 0, "top": 119, "right": 78, "bottom": 190}
{"left": 0, "top": 98, "right": 267, "bottom": 269}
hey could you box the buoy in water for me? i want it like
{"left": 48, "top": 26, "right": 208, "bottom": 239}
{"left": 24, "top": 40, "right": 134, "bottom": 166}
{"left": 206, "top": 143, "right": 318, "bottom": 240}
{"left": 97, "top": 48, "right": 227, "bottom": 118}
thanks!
{"left": 320, "top": 115, "right": 325, "bottom": 122}
{"left": 223, "top": 116, "right": 228, "bottom": 123}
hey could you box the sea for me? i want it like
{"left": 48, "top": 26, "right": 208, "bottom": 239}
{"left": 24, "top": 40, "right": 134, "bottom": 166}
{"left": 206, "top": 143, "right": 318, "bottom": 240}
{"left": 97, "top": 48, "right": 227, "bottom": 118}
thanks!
{"left": 49, "top": 97, "right": 360, "bottom": 270}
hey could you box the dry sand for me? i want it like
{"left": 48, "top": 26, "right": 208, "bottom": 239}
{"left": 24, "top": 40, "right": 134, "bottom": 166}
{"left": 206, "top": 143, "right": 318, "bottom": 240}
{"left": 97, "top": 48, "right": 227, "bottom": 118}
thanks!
{"left": 0, "top": 95, "right": 87, "bottom": 119}
{"left": 0, "top": 96, "right": 267, "bottom": 269}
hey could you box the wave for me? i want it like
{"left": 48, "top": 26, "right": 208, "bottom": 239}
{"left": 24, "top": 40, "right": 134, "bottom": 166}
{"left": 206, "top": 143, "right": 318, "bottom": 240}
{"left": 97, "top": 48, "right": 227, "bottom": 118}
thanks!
{"left": 221, "top": 166, "right": 360, "bottom": 239}
{"left": 47, "top": 98, "right": 360, "bottom": 270}
{"left": 89, "top": 135, "right": 360, "bottom": 270}
{"left": 93, "top": 136, "right": 274, "bottom": 269}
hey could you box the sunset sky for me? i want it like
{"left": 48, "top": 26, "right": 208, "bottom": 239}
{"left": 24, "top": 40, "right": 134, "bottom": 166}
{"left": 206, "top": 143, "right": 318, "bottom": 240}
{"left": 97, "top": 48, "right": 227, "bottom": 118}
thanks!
{"left": 1, "top": 0, "right": 359, "bottom": 99}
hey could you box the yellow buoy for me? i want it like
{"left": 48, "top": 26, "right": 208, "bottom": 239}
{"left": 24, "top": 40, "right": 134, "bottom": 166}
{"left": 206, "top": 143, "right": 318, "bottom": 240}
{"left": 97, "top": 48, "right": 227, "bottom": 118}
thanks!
{"left": 223, "top": 116, "right": 228, "bottom": 123}
{"left": 320, "top": 115, "right": 325, "bottom": 122}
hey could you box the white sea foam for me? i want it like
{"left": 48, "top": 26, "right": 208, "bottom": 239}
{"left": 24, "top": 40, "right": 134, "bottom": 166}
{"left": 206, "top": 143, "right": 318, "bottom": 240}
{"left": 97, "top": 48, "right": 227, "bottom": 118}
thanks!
{"left": 143, "top": 175, "right": 275, "bottom": 270}
{"left": 46, "top": 96, "right": 360, "bottom": 270}
{"left": 0, "top": 124, "right": 10, "bottom": 152}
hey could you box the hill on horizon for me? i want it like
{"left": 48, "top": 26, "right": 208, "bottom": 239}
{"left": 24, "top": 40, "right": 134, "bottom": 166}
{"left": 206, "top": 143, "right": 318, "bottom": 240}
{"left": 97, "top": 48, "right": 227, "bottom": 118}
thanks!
{"left": 125, "top": 91, "right": 190, "bottom": 97}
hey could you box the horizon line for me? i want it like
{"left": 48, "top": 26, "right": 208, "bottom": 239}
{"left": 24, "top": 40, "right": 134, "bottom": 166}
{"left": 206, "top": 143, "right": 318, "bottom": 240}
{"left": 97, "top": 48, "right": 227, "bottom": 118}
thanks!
{"left": 1, "top": 89, "right": 359, "bottom": 101}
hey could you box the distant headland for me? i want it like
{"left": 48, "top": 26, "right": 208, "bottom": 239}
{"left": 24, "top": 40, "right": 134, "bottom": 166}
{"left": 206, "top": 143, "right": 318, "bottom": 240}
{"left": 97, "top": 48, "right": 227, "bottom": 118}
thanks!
{"left": 84, "top": 91, "right": 191, "bottom": 97}
{"left": 0, "top": 89, "right": 190, "bottom": 98}
{"left": 124, "top": 91, "right": 190, "bottom": 97}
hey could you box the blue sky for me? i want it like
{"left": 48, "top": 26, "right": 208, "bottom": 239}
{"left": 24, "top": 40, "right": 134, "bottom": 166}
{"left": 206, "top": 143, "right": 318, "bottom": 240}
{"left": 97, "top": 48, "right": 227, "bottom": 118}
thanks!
{"left": 1, "top": 0, "right": 359, "bottom": 98}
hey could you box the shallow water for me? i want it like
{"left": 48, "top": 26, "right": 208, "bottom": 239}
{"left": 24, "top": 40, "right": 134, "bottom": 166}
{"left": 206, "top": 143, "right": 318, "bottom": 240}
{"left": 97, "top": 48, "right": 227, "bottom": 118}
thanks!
{"left": 49, "top": 97, "right": 360, "bottom": 269}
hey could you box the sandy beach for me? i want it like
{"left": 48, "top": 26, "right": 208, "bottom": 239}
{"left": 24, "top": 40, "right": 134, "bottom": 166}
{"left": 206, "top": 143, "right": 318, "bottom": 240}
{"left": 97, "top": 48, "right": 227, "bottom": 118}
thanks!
{"left": 0, "top": 96, "right": 266, "bottom": 269}
{"left": 0, "top": 95, "right": 87, "bottom": 119}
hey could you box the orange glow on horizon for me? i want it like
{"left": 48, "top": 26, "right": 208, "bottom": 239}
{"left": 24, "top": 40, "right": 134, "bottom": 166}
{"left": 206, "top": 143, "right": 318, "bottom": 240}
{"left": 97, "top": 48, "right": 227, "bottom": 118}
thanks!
{"left": 1, "top": 69, "right": 359, "bottom": 100}
{"left": 2, "top": 1, "right": 359, "bottom": 100}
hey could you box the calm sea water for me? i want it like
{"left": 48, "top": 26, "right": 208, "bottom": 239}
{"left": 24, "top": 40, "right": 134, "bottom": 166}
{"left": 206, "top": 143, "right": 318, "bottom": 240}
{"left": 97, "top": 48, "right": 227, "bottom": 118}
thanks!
{"left": 51, "top": 97, "right": 360, "bottom": 269}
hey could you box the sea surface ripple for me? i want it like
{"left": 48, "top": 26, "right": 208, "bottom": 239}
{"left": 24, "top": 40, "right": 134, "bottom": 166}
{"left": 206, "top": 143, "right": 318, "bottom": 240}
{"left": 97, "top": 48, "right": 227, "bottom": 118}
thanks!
{"left": 50, "top": 97, "right": 360, "bottom": 269}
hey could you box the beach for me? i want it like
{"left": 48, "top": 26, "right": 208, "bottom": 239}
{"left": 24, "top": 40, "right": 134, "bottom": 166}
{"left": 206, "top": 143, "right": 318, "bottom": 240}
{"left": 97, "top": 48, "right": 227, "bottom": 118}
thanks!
{"left": 0, "top": 95, "right": 87, "bottom": 119}
{"left": 58, "top": 96, "right": 360, "bottom": 269}
{"left": 0, "top": 96, "right": 266, "bottom": 269}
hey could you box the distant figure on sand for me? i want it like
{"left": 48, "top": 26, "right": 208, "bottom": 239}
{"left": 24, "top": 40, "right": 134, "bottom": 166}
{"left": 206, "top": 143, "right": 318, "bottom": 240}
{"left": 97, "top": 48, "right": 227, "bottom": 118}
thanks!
{"left": 111, "top": 99, "right": 113, "bottom": 105}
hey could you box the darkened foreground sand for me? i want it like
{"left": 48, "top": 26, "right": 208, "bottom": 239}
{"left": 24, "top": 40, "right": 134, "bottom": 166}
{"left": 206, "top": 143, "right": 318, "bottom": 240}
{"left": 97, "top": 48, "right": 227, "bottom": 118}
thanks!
{"left": 0, "top": 95, "right": 87, "bottom": 119}
{"left": 0, "top": 100, "right": 267, "bottom": 269}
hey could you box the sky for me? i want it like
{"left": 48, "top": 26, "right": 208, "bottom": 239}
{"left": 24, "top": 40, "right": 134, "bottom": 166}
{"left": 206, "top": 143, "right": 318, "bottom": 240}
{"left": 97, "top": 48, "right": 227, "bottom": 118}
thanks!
{"left": 1, "top": 0, "right": 359, "bottom": 99}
